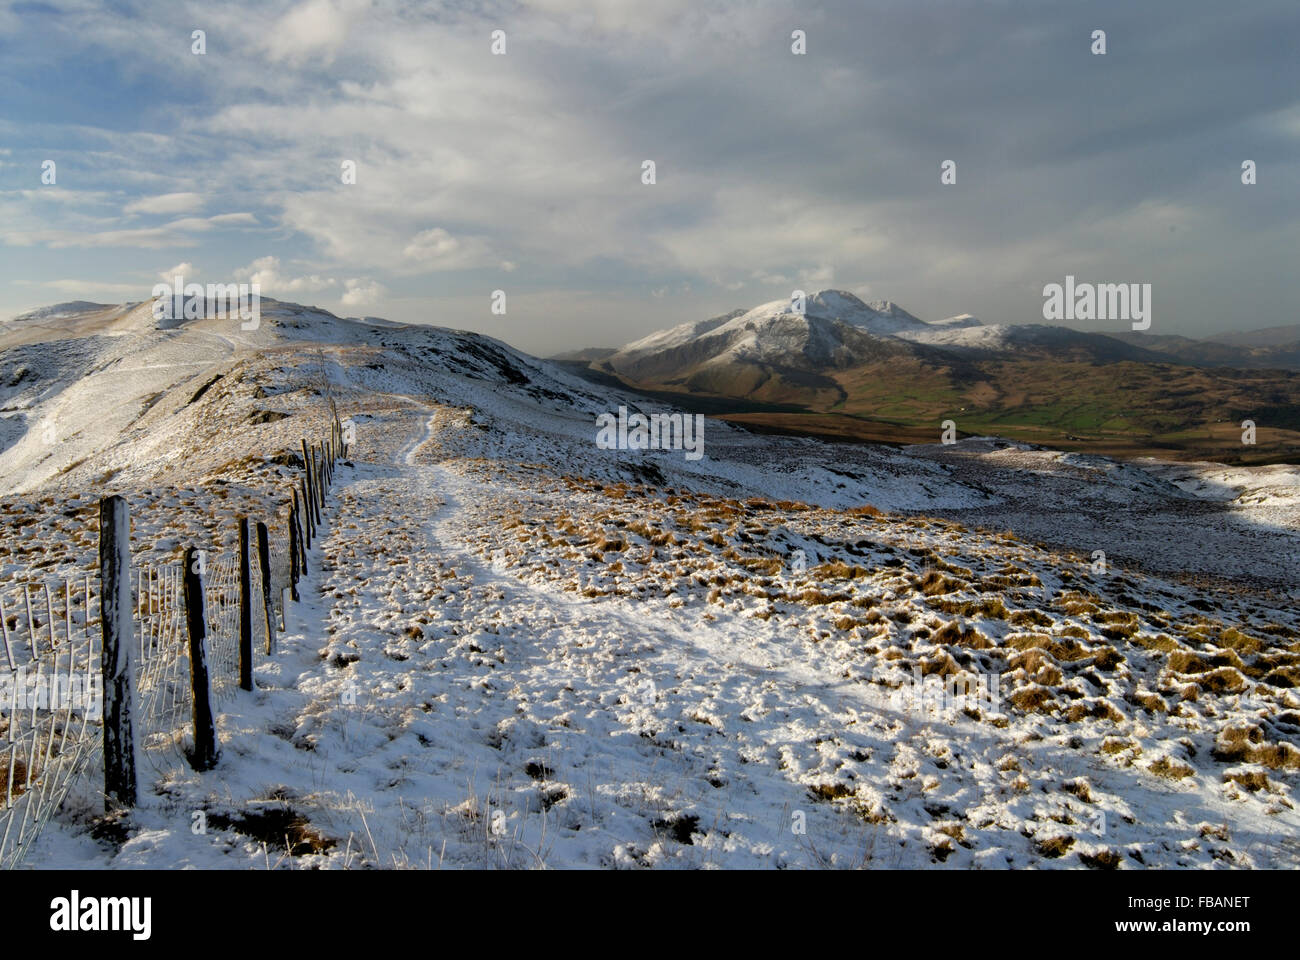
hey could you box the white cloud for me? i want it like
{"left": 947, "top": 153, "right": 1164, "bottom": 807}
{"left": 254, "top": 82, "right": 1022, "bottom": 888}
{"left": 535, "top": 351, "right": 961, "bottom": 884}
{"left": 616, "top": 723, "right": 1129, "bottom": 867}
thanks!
{"left": 802, "top": 264, "right": 835, "bottom": 285}
{"left": 402, "top": 228, "right": 494, "bottom": 271}
{"left": 262, "top": 0, "right": 363, "bottom": 65}
{"left": 234, "top": 255, "right": 337, "bottom": 294}
{"left": 5, "top": 214, "right": 258, "bottom": 249}
{"left": 159, "top": 262, "right": 197, "bottom": 282}
{"left": 208, "top": 212, "right": 258, "bottom": 226}
{"left": 340, "top": 277, "right": 384, "bottom": 307}
{"left": 124, "top": 192, "right": 203, "bottom": 215}
{"left": 35, "top": 279, "right": 143, "bottom": 296}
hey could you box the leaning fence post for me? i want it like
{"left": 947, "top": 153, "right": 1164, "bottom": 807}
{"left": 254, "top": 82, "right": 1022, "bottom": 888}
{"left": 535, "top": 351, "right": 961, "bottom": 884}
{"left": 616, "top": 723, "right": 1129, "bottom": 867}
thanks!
{"left": 256, "top": 521, "right": 274, "bottom": 654}
{"left": 181, "top": 547, "right": 218, "bottom": 770}
{"left": 293, "top": 490, "right": 308, "bottom": 576}
{"left": 299, "top": 475, "right": 313, "bottom": 547}
{"left": 238, "top": 517, "right": 253, "bottom": 692}
{"left": 314, "top": 443, "right": 326, "bottom": 507}
{"left": 288, "top": 501, "right": 302, "bottom": 600}
{"left": 99, "top": 495, "right": 137, "bottom": 809}
{"left": 302, "top": 439, "right": 320, "bottom": 529}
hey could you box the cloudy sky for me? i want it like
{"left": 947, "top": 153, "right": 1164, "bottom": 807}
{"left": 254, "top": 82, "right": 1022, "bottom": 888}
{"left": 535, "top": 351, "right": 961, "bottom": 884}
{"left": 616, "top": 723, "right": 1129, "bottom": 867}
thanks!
{"left": 1, "top": 0, "right": 1296, "bottom": 354}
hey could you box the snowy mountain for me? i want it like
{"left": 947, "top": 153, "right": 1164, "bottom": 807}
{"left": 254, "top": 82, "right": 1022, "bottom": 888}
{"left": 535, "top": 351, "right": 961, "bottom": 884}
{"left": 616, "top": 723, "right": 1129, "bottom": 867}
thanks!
{"left": 596, "top": 290, "right": 1300, "bottom": 371}
{"left": 597, "top": 290, "right": 980, "bottom": 405}
{"left": 10, "top": 300, "right": 120, "bottom": 321}
{"left": 896, "top": 321, "right": 1167, "bottom": 362}
{"left": 599, "top": 289, "right": 1163, "bottom": 383}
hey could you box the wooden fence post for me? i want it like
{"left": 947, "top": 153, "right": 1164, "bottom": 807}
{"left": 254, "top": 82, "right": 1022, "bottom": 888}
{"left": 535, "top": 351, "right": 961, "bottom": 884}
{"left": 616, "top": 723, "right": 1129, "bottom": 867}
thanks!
{"left": 301, "top": 439, "right": 318, "bottom": 530}
{"left": 311, "top": 444, "right": 323, "bottom": 518}
{"left": 299, "top": 475, "right": 313, "bottom": 547}
{"left": 315, "top": 443, "right": 326, "bottom": 505}
{"left": 98, "top": 495, "right": 137, "bottom": 809}
{"left": 288, "top": 499, "right": 302, "bottom": 599}
{"left": 294, "top": 490, "right": 309, "bottom": 575}
{"left": 238, "top": 518, "right": 253, "bottom": 692}
{"left": 182, "top": 547, "right": 218, "bottom": 771}
{"left": 256, "top": 521, "right": 274, "bottom": 654}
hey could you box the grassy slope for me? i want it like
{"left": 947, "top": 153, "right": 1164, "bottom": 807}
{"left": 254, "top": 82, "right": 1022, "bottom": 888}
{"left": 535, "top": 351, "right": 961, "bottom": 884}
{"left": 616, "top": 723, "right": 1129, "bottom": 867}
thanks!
{"left": 604, "top": 357, "right": 1300, "bottom": 464}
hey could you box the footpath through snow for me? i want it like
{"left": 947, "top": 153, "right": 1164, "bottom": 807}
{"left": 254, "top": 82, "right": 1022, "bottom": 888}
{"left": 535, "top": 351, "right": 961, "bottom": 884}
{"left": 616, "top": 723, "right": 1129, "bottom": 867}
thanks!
{"left": 30, "top": 401, "right": 1299, "bottom": 870}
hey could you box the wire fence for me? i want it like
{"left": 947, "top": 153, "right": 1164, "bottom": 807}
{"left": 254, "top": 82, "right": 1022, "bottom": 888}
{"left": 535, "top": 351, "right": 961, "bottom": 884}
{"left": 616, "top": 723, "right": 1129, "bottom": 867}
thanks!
{"left": 0, "top": 418, "right": 344, "bottom": 869}
{"left": 0, "top": 542, "right": 279, "bottom": 867}
{"left": 0, "top": 576, "right": 101, "bottom": 870}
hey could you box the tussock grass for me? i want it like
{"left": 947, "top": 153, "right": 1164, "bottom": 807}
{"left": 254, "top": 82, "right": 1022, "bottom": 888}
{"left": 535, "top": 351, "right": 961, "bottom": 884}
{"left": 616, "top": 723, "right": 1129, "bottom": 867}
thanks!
{"left": 928, "top": 595, "right": 1009, "bottom": 620}
{"left": 1147, "top": 757, "right": 1195, "bottom": 781}
{"left": 1133, "top": 690, "right": 1168, "bottom": 713}
{"left": 917, "top": 570, "right": 965, "bottom": 597}
{"left": 1223, "top": 770, "right": 1270, "bottom": 792}
{"left": 1078, "top": 849, "right": 1122, "bottom": 869}
{"left": 1193, "top": 667, "right": 1248, "bottom": 695}
{"left": 932, "top": 619, "right": 992, "bottom": 648}
{"left": 1064, "top": 699, "right": 1125, "bottom": 723}
{"left": 1036, "top": 835, "right": 1075, "bottom": 858}
{"left": 1218, "top": 627, "right": 1263, "bottom": 656}
{"left": 1008, "top": 685, "right": 1055, "bottom": 713}
{"left": 1008, "top": 609, "right": 1054, "bottom": 628}
{"left": 1166, "top": 650, "right": 1209, "bottom": 674}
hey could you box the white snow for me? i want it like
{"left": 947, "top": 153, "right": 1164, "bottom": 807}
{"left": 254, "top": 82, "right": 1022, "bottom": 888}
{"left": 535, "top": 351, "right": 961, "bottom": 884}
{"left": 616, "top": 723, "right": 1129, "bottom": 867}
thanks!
{"left": 4, "top": 296, "right": 1298, "bottom": 870}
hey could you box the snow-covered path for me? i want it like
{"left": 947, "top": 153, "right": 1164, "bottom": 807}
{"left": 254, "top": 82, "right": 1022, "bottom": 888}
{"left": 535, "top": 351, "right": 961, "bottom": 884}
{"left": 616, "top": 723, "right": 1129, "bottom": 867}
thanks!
{"left": 66, "top": 408, "right": 1296, "bottom": 871}
{"left": 254, "top": 410, "right": 921, "bottom": 867}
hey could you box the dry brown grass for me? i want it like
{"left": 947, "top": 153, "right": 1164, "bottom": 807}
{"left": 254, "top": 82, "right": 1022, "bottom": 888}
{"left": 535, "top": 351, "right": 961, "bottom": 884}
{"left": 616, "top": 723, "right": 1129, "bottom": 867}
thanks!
{"left": 1088, "top": 646, "right": 1125, "bottom": 671}
{"left": 1148, "top": 756, "right": 1195, "bottom": 780}
{"left": 1193, "top": 667, "right": 1248, "bottom": 695}
{"left": 1213, "top": 724, "right": 1300, "bottom": 770}
{"left": 812, "top": 560, "right": 871, "bottom": 580}
{"left": 1008, "top": 685, "right": 1056, "bottom": 713}
{"left": 1218, "top": 627, "right": 1263, "bottom": 656}
{"left": 808, "top": 782, "right": 853, "bottom": 801}
{"left": 1008, "top": 609, "right": 1054, "bottom": 628}
{"left": 1134, "top": 633, "right": 1180, "bottom": 653}
{"left": 1166, "top": 650, "right": 1209, "bottom": 674}
{"left": 1062, "top": 778, "right": 1094, "bottom": 803}
{"left": 1223, "top": 770, "right": 1270, "bottom": 792}
{"left": 1133, "top": 690, "right": 1168, "bottom": 713}
{"left": 1036, "top": 835, "right": 1075, "bottom": 858}
{"left": 932, "top": 620, "right": 992, "bottom": 649}
{"left": 1078, "top": 849, "right": 1122, "bottom": 870}
{"left": 1053, "top": 591, "right": 1100, "bottom": 616}
{"left": 1064, "top": 699, "right": 1125, "bottom": 723}
{"left": 919, "top": 651, "right": 963, "bottom": 678}
{"left": 927, "top": 595, "right": 1009, "bottom": 620}
{"left": 917, "top": 570, "right": 965, "bottom": 597}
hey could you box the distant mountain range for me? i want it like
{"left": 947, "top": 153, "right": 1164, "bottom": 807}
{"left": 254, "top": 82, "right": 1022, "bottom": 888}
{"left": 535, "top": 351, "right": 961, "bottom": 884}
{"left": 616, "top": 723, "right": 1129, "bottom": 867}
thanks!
{"left": 554, "top": 290, "right": 1300, "bottom": 463}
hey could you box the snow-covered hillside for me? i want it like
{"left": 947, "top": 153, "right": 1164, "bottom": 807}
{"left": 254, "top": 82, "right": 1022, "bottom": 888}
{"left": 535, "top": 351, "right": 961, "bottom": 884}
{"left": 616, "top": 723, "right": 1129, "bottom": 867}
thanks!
{"left": 4, "top": 297, "right": 1298, "bottom": 870}
{"left": 605, "top": 290, "right": 979, "bottom": 376}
